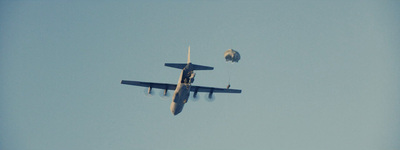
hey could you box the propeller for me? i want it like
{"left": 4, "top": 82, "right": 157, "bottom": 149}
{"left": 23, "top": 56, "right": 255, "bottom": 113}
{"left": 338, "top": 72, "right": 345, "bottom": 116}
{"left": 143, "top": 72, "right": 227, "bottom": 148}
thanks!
{"left": 190, "top": 92, "right": 199, "bottom": 101}
{"left": 206, "top": 92, "right": 215, "bottom": 102}
{"left": 143, "top": 87, "right": 153, "bottom": 97}
{"left": 159, "top": 89, "right": 170, "bottom": 99}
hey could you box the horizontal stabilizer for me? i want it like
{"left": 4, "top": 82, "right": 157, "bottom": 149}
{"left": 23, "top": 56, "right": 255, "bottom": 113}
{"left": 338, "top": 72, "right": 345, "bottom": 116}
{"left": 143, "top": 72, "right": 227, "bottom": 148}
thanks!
{"left": 165, "top": 63, "right": 187, "bottom": 69}
{"left": 165, "top": 63, "right": 213, "bottom": 70}
{"left": 192, "top": 64, "right": 214, "bottom": 70}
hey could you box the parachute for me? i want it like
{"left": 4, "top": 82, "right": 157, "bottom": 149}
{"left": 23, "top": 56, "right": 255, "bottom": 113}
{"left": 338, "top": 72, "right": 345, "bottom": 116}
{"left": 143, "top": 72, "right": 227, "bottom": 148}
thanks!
{"left": 224, "top": 49, "right": 241, "bottom": 89}
{"left": 224, "top": 49, "right": 240, "bottom": 63}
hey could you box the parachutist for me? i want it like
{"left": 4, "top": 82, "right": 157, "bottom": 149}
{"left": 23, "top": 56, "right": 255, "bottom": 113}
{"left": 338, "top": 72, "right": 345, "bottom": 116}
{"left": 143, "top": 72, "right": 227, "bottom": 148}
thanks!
{"left": 224, "top": 49, "right": 239, "bottom": 90}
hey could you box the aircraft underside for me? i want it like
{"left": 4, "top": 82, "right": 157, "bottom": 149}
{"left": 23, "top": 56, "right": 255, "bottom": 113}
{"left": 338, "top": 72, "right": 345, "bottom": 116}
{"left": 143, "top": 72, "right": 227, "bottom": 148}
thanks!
{"left": 170, "top": 83, "right": 191, "bottom": 115}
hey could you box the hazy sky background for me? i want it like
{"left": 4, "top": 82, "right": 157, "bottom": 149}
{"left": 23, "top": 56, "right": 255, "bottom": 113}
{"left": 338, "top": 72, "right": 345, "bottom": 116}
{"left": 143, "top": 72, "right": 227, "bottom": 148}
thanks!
{"left": 1, "top": 1, "right": 399, "bottom": 150}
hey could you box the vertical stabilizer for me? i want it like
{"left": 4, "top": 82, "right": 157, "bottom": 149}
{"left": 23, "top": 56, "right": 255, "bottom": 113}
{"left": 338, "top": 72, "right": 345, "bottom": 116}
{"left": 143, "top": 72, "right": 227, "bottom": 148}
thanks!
{"left": 187, "top": 46, "right": 191, "bottom": 63}
{"left": 165, "top": 46, "right": 213, "bottom": 70}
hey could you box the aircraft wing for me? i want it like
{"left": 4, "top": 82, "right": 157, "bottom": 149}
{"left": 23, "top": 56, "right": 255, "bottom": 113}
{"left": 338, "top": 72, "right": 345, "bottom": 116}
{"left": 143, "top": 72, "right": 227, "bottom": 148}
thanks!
{"left": 190, "top": 85, "right": 242, "bottom": 93}
{"left": 121, "top": 80, "right": 177, "bottom": 90}
{"left": 121, "top": 80, "right": 241, "bottom": 93}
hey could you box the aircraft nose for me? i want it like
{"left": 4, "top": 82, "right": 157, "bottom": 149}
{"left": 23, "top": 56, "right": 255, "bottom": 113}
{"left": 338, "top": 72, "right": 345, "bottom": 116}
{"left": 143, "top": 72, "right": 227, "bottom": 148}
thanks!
{"left": 170, "top": 102, "right": 178, "bottom": 116}
{"left": 170, "top": 102, "right": 183, "bottom": 116}
{"left": 171, "top": 107, "right": 182, "bottom": 116}
{"left": 172, "top": 110, "right": 178, "bottom": 116}
{"left": 171, "top": 107, "right": 181, "bottom": 115}
{"left": 171, "top": 109, "right": 176, "bottom": 115}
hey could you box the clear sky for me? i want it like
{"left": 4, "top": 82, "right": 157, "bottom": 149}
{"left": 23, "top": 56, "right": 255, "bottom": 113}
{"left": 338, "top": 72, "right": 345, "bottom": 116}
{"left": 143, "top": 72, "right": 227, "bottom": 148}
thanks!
{"left": 1, "top": 1, "right": 399, "bottom": 150}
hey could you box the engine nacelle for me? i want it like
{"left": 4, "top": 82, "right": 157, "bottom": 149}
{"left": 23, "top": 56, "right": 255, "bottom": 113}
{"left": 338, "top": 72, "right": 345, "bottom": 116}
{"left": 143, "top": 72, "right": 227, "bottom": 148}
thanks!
{"left": 148, "top": 87, "right": 152, "bottom": 94}
{"left": 192, "top": 87, "right": 199, "bottom": 98}
{"left": 163, "top": 89, "right": 168, "bottom": 96}
{"left": 208, "top": 91, "right": 214, "bottom": 99}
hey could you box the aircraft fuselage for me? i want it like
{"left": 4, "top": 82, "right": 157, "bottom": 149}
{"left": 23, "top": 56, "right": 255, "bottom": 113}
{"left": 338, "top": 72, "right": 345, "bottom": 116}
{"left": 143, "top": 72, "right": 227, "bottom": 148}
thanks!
{"left": 170, "top": 63, "right": 195, "bottom": 115}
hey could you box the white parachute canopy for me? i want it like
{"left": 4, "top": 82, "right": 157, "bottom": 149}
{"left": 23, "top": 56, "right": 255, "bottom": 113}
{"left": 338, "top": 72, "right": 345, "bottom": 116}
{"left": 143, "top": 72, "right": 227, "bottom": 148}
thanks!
{"left": 224, "top": 49, "right": 240, "bottom": 63}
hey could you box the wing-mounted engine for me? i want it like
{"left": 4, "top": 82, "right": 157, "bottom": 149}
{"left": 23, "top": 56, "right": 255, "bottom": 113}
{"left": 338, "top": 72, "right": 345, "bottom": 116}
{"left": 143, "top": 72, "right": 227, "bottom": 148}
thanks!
{"left": 208, "top": 90, "right": 214, "bottom": 99}
{"left": 192, "top": 87, "right": 199, "bottom": 98}
{"left": 144, "top": 86, "right": 153, "bottom": 97}
{"left": 148, "top": 86, "right": 152, "bottom": 94}
{"left": 206, "top": 89, "right": 215, "bottom": 102}
{"left": 163, "top": 88, "right": 168, "bottom": 96}
{"left": 159, "top": 88, "right": 170, "bottom": 99}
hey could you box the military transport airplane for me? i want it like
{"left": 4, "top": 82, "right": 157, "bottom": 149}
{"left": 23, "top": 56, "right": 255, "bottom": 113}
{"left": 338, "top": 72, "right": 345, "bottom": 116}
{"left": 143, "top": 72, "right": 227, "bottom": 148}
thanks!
{"left": 121, "top": 46, "right": 242, "bottom": 115}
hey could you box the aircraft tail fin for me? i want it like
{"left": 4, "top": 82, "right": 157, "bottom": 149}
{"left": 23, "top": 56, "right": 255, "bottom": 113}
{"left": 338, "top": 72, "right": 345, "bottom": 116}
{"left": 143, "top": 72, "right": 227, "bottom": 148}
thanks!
{"left": 187, "top": 46, "right": 191, "bottom": 63}
{"left": 164, "top": 46, "right": 213, "bottom": 70}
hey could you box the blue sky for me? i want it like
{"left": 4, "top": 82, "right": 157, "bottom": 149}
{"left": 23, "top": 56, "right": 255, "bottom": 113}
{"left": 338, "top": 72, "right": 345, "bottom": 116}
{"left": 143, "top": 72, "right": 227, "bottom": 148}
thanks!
{"left": 1, "top": 1, "right": 399, "bottom": 150}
